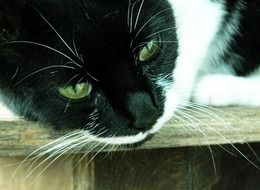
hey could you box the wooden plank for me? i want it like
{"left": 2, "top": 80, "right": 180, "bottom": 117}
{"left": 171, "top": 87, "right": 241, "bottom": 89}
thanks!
{"left": 0, "top": 148, "right": 219, "bottom": 190}
{"left": 0, "top": 156, "right": 94, "bottom": 190}
{"left": 0, "top": 147, "right": 220, "bottom": 190}
{"left": 0, "top": 156, "right": 73, "bottom": 190}
{"left": 72, "top": 155, "right": 95, "bottom": 190}
{"left": 0, "top": 145, "right": 259, "bottom": 190}
{"left": 212, "top": 143, "right": 260, "bottom": 190}
{"left": 0, "top": 107, "right": 259, "bottom": 156}
{"left": 93, "top": 148, "right": 220, "bottom": 190}
{"left": 94, "top": 149, "right": 191, "bottom": 190}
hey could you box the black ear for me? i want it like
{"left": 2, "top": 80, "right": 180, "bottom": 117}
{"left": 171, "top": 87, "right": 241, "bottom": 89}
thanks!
{"left": 0, "top": 0, "right": 24, "bottom": 42}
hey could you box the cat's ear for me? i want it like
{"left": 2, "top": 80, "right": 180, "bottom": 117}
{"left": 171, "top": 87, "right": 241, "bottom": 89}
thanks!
{"left": 0, "top": 0, "right": 23, "bottom": 42}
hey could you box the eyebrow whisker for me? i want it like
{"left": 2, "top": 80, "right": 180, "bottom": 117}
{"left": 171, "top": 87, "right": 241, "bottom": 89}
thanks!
{"left": 33, "top": 7, "right": 78, "bottom": 59}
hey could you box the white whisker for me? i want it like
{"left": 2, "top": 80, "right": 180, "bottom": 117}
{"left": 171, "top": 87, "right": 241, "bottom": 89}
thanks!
{"left": 174, "top": 111, "right": 218, "bottom": 176}
{"left": 11, "top": 130, "right": 84, "bottom": 180}
{"left": 33, "top": 7, "right": 78, "bottom": 58}
{"left": 134, "top": 8, "right": 172, "bottom": 39}
{"left": 64, "top": 77, "right": 84, "bottom": 113}
{"left": 186, "top": 101, "right": 235, "bottom": 118}
{"left": 134, "top": 0, "right": 145, "bottom": 31}
{"left": 145, "top": 27, "right": 176, "bottom": 39}
{"left": 130, "top": 0, "right": 139, "bottom": 34}
{"left": 177, "top": 105, "right": 260, "bottom": 170}
{"left": 15, "top": 65, "right": 76, "bottom": 86}
{"left": 11, "top": 66, "right": 19, "bottom": 80}
{"left": 176, "top": 109, "right": 236, "bottom": 157}
{"left": 25, "top": 136, "right": 89, "bottom": 180}
{"left": 247, "top": 144, "right": 260, "bottom": 162}
{"left": 72, "top": 36, "right": 83, "bottom": 63}
{"left": 64, "top": 61, "right": 83, "bottom": 69}
{"left": 72, "top": 141, "right": 102, "bottom": 168}
{"left": 132, "top": 42, "right": 146, "bottom": 53}
{"left": 27, "top": 138, "right": 93, "bottom": 185}
{"left": 87, "top": 143, "right": 109, "bottom": 166}
{"left": 63, "top": 74, "right": 80, "bottom": 88}
{"left": 127, "top": 0, "right": 132, "bottom": 29}
{"left": 5, "top": 41, "right": 76, "bottom": 63}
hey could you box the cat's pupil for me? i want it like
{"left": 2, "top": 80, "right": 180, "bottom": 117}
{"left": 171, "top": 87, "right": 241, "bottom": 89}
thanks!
{"left": 138, "top": 39, "right": 160, "bottom": 62}
{"left": 58, "top": 82, "right": 92, "bottom": 100}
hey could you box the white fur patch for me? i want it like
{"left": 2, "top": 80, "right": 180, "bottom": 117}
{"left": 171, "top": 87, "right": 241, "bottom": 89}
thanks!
{"left": 190, "top": 1, "right": 260, "bottom": 107}
{"left": 94, "top": 132, "right": 148, "bottom": 145}
{"left": 0, "top": 101, "right": 18, "bottom": 121}
{"left": 149, "top": 0, "right": 225, "bottom": 134}
{"left": 193, "top": 74, "right": 260, "bottom": 106}
{"left": 198, "top": 0, "right": 244, "bottom": 76}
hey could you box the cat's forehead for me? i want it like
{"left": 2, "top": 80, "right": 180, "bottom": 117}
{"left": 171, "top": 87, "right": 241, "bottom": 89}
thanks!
{"left": 79, "top": 0, "right": 167, "bottom": 13}
{"left": 67, "top": 0, "right": 173, "bottom": 29}
{"left": 3, "top": 0, "right": 175, "bottom": 65}
{"left": 54, "top": 0, "right": 174, "bottom": 52}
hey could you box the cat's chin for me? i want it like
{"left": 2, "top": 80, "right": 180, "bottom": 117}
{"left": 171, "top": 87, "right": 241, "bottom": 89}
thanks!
{"left": 88, "top": 113, "right": 177, "bottom": 145}
{"left": 83, "top": 117, "right": 173, "bottom": 145}
{"left": 83, "top": 130, "right": 149, "bottom": 145}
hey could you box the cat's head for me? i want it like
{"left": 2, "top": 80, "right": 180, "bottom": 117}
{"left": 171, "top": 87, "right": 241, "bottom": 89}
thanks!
{"left": 0, "top": 0, "right": 178, "bottom": 145}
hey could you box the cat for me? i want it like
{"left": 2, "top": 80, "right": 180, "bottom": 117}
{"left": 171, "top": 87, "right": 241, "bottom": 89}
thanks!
{"left": 0, "top": 0, "right": 260, "bottom": 146}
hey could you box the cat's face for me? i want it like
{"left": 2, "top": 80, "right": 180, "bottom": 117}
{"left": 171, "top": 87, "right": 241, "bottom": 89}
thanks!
{"left": 0, "top": 0, "right": 177, "bottom": 144}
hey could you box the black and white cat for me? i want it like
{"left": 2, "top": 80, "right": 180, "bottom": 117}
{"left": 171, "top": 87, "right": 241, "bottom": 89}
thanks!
{"left": 0, "top": 0, "right": 260, "bottom": 145}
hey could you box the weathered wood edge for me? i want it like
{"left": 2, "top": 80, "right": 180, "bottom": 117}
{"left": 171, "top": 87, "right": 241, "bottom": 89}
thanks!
{"left": 0, "top": 107, "right": 259, "bottom": 156}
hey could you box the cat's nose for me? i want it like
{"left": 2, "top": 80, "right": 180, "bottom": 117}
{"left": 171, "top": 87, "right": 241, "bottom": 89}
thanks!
{"left": 126, "top": 92, "right": 159, "bottom": 130}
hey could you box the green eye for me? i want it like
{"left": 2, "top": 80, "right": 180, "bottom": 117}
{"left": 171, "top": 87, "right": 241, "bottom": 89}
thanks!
{"left": 138, "top": 40, "right": 160, "bottom": 62}
{"left": 58, "top": 82, "right": 92, "bottom": 100}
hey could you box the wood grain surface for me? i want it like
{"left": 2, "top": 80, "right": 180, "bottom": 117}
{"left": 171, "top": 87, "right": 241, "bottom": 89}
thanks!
{"left": 0, "top": 107, "right": 259, "bottom": 156}
{"left": 0, "top": 147, "right": 221, "bottom": 190}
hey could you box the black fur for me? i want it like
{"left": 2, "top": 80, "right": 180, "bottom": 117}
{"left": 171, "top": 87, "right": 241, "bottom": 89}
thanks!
{"left": 229, "top": 1, "right": 260, "bottom": 75}
{"left": 220, "top": 0, "right": 260, "bottom": 75}
{"left": 0, "top": 0, "right": 176, "bottom": 138}
{"left": 1, "top": 0, "right": 260, "bottom": 141}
